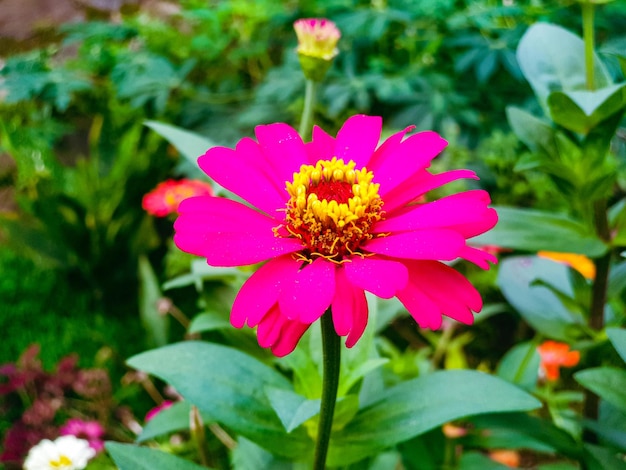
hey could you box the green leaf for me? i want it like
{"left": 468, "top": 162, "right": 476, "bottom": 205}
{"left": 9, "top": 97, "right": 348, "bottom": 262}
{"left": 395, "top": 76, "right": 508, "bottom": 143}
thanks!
{"left": 583, "top": 443, "right": 626, "bottom": 470}
{"left": 188, "top": 311, "right": 231, "bottom": 334}
{"left": 506, "top": 106, "right": 558, "bottom": 157}
{"left": 497, "top": 256, "right": 585, "bottom": 341}
{"left": 105, "top": 442, "right": 209, "bottom": 470}
{"left": 473, "top": 207, "right": 607, "bottom": 256}
{"left": 471, "top": 413, "right": 583, "bottom": 459}
{"left": 126, "top": 341, "right": 312, "bottom": 460}
{"left": 327, "top": 370, "right": 541, "bottom": 466}
{"left": 548, "top": 83, "right": 626, "bottom": 135}
{"left": 137, "top": 401, "right": 213, "bottom": 442}
{"left": 607, "top": 328, "right": 626, "bottom": 364}
{"left": 145, "top": 121, "right": 215, "bottom": 167}
{"left": 458, "top": 452, "right": 511, "bottom": 470}
{"left": 265, "top": 387, "right": 320, "bottom": 433}
{"left": 496, "top": 341, "right": 540, "bottom": 391}
{"left": 230, "top": 437, "right": 296, "bottom": 470}
{"left": 138, "top": 255, "right": 169, "bottom": 348}
{"left": 516, "top": 22, "right": 612, "bottom": 113}
{"left": 575, "top": 367, "right": 626, "bottom": 412}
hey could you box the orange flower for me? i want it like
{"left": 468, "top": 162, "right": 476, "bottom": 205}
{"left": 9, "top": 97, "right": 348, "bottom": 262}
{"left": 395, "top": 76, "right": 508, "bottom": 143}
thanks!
{"left": 489, "top": 449, "right": 520, "bottom": 467}
{"left": 537, "top": 251, "right": 595, "bottom": 280}
{"left": 142, "top": 179, "right": 213, "bottom": 217}
{"left": 537, "top": 340, "right": 580, "bottom": 381}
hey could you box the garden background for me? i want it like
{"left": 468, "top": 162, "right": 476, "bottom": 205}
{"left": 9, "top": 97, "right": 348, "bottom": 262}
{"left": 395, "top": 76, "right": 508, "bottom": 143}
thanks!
{"left": 1, "top": 0, "right": 626, "bottom": 469}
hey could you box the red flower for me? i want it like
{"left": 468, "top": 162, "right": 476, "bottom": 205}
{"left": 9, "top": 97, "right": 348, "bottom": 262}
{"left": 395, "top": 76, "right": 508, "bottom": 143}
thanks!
{"left": 174, "top": 115, "right": 497, "bottom": 356}
{"left": 537, "top": 340, "right": 580, "bottom": 381}
{"left": 142, "top": 179, "right": 213, "bottom": 217}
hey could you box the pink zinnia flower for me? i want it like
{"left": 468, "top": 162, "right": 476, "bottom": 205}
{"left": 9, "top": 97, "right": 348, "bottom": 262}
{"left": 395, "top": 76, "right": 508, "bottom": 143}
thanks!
{"left": 60, "top": 418, "right": 105, "bottom": 453}
{"left": 174, "top": 115, "right": 497, "bottom": 356}
{"left": 142, "top": 179, "right": 213, "bottom": 217}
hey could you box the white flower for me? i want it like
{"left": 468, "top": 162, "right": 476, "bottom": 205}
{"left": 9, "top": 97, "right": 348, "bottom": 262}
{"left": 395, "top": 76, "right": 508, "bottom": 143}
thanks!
{"left": 23, "top": 435, "right": 96, "bottom": 470}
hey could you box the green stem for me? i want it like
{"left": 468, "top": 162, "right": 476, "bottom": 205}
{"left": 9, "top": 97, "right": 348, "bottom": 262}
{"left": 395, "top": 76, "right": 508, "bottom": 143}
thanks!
{"left": 584, "top": 199, "right": 611, "bottom": 442}
{"left": 313, "top": 309, "right": 341, "bottom": 470}
{"left": 299, "top": 79, "right": 317, "bottom": 140}
{"left": 582, "top": 1, "right": 596, "bottom": 91}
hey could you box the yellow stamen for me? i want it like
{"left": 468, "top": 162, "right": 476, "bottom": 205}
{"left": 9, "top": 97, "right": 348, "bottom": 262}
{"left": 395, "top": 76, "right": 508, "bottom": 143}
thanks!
{"left": 50, "top": 455, "right": 72, "bottom": 468}
{"left": 278, "top": 157, "right": 385, "bottom": 263}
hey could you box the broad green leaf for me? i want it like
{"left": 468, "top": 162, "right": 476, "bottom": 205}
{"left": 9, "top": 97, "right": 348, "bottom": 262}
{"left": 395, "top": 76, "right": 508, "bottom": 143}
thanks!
{"left": 326, "top": 370, "right": 541, "bottom": 466}
{"left": 458, "top": 452, "right": 511, "bottom": 470}
{"left": 506, "top": 106, "right": 558, "bottom": 157}
{"left": 398, "top": 429, "right": 446, "bottom": 470}
{"left": 265, "top": 387, "right": 320, "bottom": 433}
{"left": 230, "top": 437, "right": 297, "bottom": 470}
{"left": 537, "top": 463, "right": 579, "bottom": 470}
{"left": 471, "top": 413, "right": 583, "bottom": 459}
{"left": 144, "top": 120, "right": 215, "bottom": 167}
{"left": 516, "top": 22, "right": 612, "bottom": 113}
{"left": 496, "top": 341, "right": 540, "bottom": 391}
{"left": 608, "top": 328, "right": 626, "bottom": 364}
{"left": 548, "top": 83, "right": 626, "bottom": 135}
{"left": 497, "top": 256, "right": 585, "bottom": 341}
{"left": 138, "top": 255, "right": 169, "bottom": 348}
{"left": 137, "top": 401, "right": 212, "bottom": 442}
{"left": 105, "top": 442, "right": 209, "bottom": 470}
{"left": 188, "top": 311, "right": 231, "bottom": 334}
{"left": 583, "top": 443, "right": 626, "bottom": 470}
{"left": 473, "top": 207, "right": 607, "bottom": 256}
{"left": 575, "top": 367, "right": 626, "bottom": 412}
{"left": 127, "top": 341, "right": 312, "bottom": 460}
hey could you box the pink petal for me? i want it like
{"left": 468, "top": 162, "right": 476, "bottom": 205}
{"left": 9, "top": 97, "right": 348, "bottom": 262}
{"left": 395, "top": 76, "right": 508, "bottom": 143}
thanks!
{"left": 344, "top": 256, "right": 408, "bottom": 299}
{"left": 375, "top": 132, "right": 448, "bottom": 197}
{"left": 383, "top": 169, "right": 479, "bottom": 213}
{"left": 255, "top": 123, "right": 309, "bottom": 187}
{"left": 363, "top": 230, "right": 465, "bottom": 261}
{"left": 306, "top": 125, "right": 336, "bottom": 163}
{"left": 198, "top": 140, "right": 286, "bottom": 216}
{"left": 271, "top": 320, "right": 311, "bottom": 357}
{"left": 375, "top": 190, "right": 496, "bottom": 237}
{"left": 345, "top": 289, "right": 368, "bottom": 348}
{"left": 367, "top": 125, "right": 415, "bottom": 170}
{"left": 397, "top": 281, "right": 443, "bottom": 329}
{"left": 231, "top": 255, "right": 299, "bottom": 328}
{"left": 278, "top": 258, "right": 336, "bottom": 323}
{"left": 332, "top": 267, "right": 355, "bottom": 336}
{"left": 255, "top": 304, "right": 311, "bottom": 355}
{"left": 332, "top": 266, "right": 369, "bottom": 347}
{"left": 333, "top": 115, "right": 382, "bottom": 168}
{"left": 400, "top": 260, "right": 483, "bottom": 326}
{"left": 256, "top": 305, "right": 283, "bottom": 347}
{"left": 458, "top": 245, "right": 498, "bottom": 269}
{"left": 174, "top": 197, "right": 302, "bottom": 266}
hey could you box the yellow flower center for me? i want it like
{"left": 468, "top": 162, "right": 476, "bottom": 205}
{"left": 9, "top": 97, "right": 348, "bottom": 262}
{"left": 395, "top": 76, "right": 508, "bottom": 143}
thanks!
{"left": 49, "top": 455, "right": 72, "bottom": 468}
{"left": 279, "top": 157, "right": 385, "bottom": 263}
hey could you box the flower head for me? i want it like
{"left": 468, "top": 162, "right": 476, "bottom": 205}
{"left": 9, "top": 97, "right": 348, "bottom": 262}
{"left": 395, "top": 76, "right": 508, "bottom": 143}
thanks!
{"left": 537, "top": 340, "right": 580, "bottom": 381}
{"left": 293, "top": 18, "right": 340, "bottom": 82}
{"left": 60, "top": 419, "right": 105, "bottom": 453}
{"left": 23, "top": 435, "right": 95, "bottom": 470}
{"left": 142, "top": 179, "right": 213, "bottom": 217}
{"left": 174, "top": 115, "right": 498, "bottom": 356}
{"left": 294, "top": 18, "right": 340, "bottom": 60}
{"left": 537, "top": 251, "right": 595, "bottom": 280}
